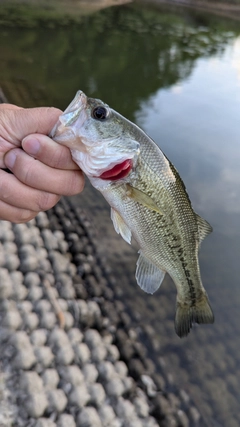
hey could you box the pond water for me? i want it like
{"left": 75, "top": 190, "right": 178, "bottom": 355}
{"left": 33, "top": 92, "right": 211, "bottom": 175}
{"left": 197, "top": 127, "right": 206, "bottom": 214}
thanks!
{"left": 1, "top": 2, "right": 240, "bottom": 426}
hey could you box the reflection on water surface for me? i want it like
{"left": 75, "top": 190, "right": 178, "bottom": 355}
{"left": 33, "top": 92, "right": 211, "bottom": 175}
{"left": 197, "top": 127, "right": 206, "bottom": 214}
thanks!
{"left": 0, "top": 3, "right": 240, "bottom": 426}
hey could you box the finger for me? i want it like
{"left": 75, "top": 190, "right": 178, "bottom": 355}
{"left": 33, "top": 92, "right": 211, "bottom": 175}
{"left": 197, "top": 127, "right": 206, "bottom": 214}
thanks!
{"left": 0, "top": 169, "right": 61, "bottom": 212}
{"left": 0, "top": 199, "right": 37, "bottom": 223}
{"left": 4, "top": 149, "right": 85, "bottom": 196}
{"left": 0, "top": 103, "right": 22, "bottom": 111}
{"left": 0, "top": 106, "right": 62, "bottom": 145}
{"left": 22, "top": 133, "right": 79, "bottom": 170}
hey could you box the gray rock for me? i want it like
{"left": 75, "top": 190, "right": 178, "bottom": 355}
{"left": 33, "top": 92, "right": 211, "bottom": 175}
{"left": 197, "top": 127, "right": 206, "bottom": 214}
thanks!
{"left": 115, "top": 361, "right": 128, "bottom": 378}
{"left": 34, "top": 346, "right": 54, "bottom": 368}
{"left": 49, "top": 328, "right": 71, "bottom": 348}
{"left": 20, "top": 371, "right": 44, "bottom": 393}
{"left": 74, "top": 343, "right": 90, "bottom": 365}
{"left": 57, "top": 414, "right": 76, "bottom": 427}
{"left": 2, "top": 309, "right": 22, "bottom": 330}
{"left": 134, "top": 392, "right": 150, "bottom": 418}
{"left": 77, "top": 406, "right": 102, "bottom": 427}
{"left": 36, "top": 299, "right": 52, "bottom": 313}
{"left": 122, "top": 377, "right": 134, "bottom": 393}
{"left": 14, "top": 347, "right": 36, "bottom": 369}
{"left": 27, "top": 285, "right": 44, "bottom": 302}
{"left": 4, "top": 253, "right": 20, "bottom": 271}
{"left": 59, "top": 365, "right": 84, "bottom": 387}
{"left": 87, "top": 301, "right": 101, "bottom": 321}
{"left": 40, "top": 312, "right": 57, "bottom": 330}
{"left": 82, "top": 363, "right": 98, "bottom": 384}
{"left": 18, "top": 300, "right": 33, "bottom": 314}
{"left": 84, "top": 329, "right": 102, "bottom": 349}
{"left": 91, "top": 344, "right": 107, "bottom": 362}
{"left": 106, "top": 344, "right": 120, "bottom": 362}
{"left": 75, "top": 300, "right": 89, "bottom": 324}
{"left": 68, "top": 328, "right": 83, "bottom": 345}
{"left": 141, "top": 375, "right": 157, "bottom": 397}
{"left": 88, "top": 383, "right": 106, "bottom": 407}
{"left": 106, "top": 377, "right": 125, "bottom": 397}
{"left": 56, "top": 345, "right": 74, "bottom": 365}
{"left": 56, "top": 273, "right": 76, "bottom": 299}
{"left": 177, "top": 410, "right": 190, "bottom": 427}
{"left": 116, "top": 397, "right": 136, "bottom": 420}
{"left": 35, "top": 418, "right": 57, "bottom": 427}
{"left": 64, "top": 312, "right": 74, "bottom": 330}
{"left": 10, "top": 330, "right": 31, "bottom": 348}
{"left": 0, "top": 244, "right": 5, "bottom": 267}
{"left": 3, "top": 241, "right": 17, "bottom": 254}
{"left": 24, "top": 271, "right": 41, "bottom": 287}
{"left": 23, "top": 312, "right": 39, "bottom": 330}
{"left": 31, "top": 329, "right": 48, "bottom": 346}
{"left": 99, "top": 404, "right": 116, "bottom": 426}
{"left": 21, "top": 255, "right": 39, "bottom": 272}
{"left": 188, "top": 406, "right": 201, "bottom": 424}
{"left": 69, "top": 384, "right": 90, "bottom": 408}
{"left": 0, "top": 223, "right": 14, "bottom": 241}
{"left": 42, "top": 369, "right": 60, "bottom": 390}
{"left": 47, "top": 389, "right": 68, "bottom": 412}
{"left": 142, "top": 417, "right": 159, "bottom": 427}
{"left": 49, "top": 251, "right": 71, "bottom": 274}
{"left": 57, "top": 299, "right": 68, "bottom": 312}
{"left": 25, "top": 392, "right": 48, "bottom": 417}
{"left": 97, "top": 361, "right": 116, "bottom": 382}
{"left": 0, "top": 268, "right": 13, "bottom": 299}
{"left": 42, "top": 229, "right": 59, "bottom": 251}
{"left": 36, "top": 211, "right": 50, "bottom": 228}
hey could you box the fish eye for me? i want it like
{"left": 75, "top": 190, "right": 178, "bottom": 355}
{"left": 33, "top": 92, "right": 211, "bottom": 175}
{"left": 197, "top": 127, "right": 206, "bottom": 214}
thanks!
{"left": 92, "top": 106, "right": 108, "bottom": 120}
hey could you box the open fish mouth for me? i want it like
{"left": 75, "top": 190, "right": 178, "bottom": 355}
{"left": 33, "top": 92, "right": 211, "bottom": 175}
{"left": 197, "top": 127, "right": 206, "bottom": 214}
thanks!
{"left": 97, "top": 159, "right": 133, "bottom": 180}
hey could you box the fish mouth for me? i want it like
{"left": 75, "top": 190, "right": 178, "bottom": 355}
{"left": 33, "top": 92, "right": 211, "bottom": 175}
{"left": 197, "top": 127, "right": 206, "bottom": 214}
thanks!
{"left": 98, "top": 159, "right": 133, "bottom": 180}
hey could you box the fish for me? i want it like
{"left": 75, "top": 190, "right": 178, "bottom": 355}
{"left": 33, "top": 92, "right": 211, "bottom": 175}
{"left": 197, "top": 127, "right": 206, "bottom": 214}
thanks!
{"left": 50, "top": 90, "right": 214, "bottom": 337}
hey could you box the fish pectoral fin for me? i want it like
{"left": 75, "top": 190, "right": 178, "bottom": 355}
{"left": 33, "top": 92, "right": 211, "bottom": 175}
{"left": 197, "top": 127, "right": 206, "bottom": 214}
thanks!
{"left": 111, "top": 208, "right": 132, "bottom": 244}
{"left": 195, "top": 213, "right": 212, "bottom": 245}
{"left": 136, "top": 251, "right": 165, "bottom": 294}
{"left": 126, "top": 184, "right": 162, "bottom": 215}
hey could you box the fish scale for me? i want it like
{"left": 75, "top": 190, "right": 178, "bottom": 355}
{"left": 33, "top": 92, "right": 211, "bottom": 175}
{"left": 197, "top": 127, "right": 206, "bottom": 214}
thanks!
{"left": 51, "top": 90, "right": 214, "bottom": 338}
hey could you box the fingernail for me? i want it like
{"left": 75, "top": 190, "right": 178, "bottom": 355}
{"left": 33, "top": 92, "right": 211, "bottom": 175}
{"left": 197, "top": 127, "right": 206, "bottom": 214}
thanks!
{"left": 22, "top": 137, "right": 40, "bottom": 155}
{"left": 5, "top": 151, "right": 17, "bottom": 169}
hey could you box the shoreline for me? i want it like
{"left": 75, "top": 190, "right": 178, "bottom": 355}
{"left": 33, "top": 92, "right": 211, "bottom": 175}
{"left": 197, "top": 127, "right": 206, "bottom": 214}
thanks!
{"left": 137, "top": 0, "right": 240, "bottom": 20}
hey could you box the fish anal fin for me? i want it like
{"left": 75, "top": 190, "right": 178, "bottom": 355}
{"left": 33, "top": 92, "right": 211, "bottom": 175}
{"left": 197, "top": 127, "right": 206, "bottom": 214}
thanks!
{"left": 175, "top": 294, "right": 214, "bottom": 338}
{"left": 136, "top": 251, "right": 165, "bottom": 294}
{"left": 195, "top": 213, "right": 212, "bottom": 244}
{"left": 111, "top": 208, "right": 132, "bottom": 244}
{"left": 126, "top": 184, "right": 162, "bottom": 215}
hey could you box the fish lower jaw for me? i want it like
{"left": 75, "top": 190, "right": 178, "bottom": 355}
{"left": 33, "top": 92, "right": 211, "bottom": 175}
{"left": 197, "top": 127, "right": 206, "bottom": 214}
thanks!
{"left": 96, "top": 159, "right": 133, "bottom": 181}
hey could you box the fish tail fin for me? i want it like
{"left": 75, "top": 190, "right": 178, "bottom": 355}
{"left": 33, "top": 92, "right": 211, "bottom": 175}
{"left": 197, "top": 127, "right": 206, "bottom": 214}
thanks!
{"left": 175, "top": 294, "right": 214, "bottom": 338}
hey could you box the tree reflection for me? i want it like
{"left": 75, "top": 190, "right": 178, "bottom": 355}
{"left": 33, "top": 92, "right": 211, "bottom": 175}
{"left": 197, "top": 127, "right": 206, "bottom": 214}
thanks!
{"left": 0, "top": 4, "right": 238, "bottom": 118}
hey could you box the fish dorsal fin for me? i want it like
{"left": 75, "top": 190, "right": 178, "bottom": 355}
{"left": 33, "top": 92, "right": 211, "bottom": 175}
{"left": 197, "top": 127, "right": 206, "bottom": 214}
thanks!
{"left": 126, "top": 184, "right": 162, "bottom": 215}
{"left": 136, "top": 251, "right": 165, "bottom": 294}
{"left": 111, "top": 208, "right": 132, "bottom": 244}
{"left": 195, "top": 213, "right": 212, "bottom": 244}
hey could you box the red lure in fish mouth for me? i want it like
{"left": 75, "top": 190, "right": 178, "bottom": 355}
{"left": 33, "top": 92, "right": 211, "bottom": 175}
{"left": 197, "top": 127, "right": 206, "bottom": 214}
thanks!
{"left": 98, "top": 159, "right": 133, "bottom": 181}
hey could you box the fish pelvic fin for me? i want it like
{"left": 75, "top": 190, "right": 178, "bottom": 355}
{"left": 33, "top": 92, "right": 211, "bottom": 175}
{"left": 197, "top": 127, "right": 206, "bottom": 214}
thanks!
{"left": 175, "top": 293, "right": 214, "bottom": 338}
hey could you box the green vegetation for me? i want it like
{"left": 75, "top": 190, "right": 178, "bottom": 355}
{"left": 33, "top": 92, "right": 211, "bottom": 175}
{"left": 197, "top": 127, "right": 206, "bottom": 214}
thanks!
{"left": 0, "top": 3, "right": 239, "bottom": 119}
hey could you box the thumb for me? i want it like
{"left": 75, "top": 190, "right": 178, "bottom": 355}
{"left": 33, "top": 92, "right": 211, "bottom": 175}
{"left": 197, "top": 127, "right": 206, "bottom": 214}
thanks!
{"left": 0, "top": 106, "right": 62, "bottom": 146}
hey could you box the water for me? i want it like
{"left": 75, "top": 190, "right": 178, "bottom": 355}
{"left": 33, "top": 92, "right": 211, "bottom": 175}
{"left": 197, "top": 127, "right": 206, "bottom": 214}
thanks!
{"left": 0, "top": 2, "right": 240, "bottom": 426}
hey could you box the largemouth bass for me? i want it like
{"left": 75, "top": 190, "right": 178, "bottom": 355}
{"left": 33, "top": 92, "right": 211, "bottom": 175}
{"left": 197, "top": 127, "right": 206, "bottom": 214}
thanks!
{"left": 51, "top": 90, "right": 214, "bottom": 337}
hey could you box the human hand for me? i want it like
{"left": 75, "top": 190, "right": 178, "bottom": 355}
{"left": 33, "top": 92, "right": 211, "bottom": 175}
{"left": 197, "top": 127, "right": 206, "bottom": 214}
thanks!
{"left": 0, "top": 104, "right": 84, "bottom": 223}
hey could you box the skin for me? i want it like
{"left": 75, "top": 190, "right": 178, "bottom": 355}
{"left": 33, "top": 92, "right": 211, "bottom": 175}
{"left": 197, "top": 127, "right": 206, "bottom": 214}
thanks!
{"left": 0, "top": 104, "right": 84, "bottom": 223}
